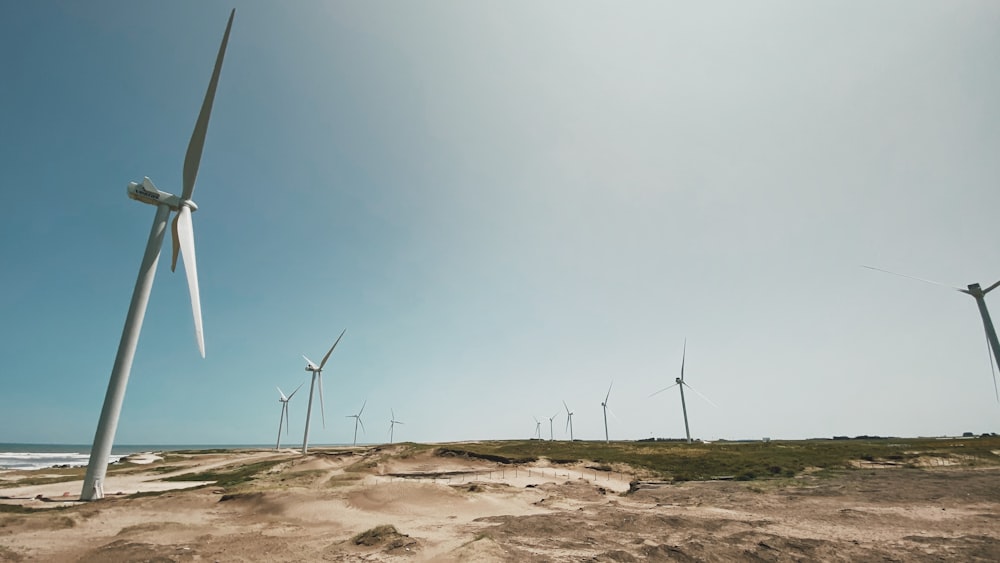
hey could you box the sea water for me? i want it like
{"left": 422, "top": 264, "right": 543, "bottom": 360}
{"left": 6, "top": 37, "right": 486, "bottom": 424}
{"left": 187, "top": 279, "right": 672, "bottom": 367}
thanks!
{"left": 0, "top": 444, "right": 274, "bottom": 471}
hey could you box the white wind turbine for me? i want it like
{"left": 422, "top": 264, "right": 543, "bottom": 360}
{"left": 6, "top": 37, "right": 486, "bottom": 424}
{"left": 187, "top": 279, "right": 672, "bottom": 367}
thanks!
{"left": 650, "top": 339, "right": 716, "bottom": 444}
{"left": 864, "top": 265, "right": 1000, "bottom": 401}
{"left": 532, "top": 416, "right": 542, "bottom": 439}
{"left": 80, "top": 9, "right": 236, "bottom": 501}
{"left": 301, "top": 328, "right": 347, "bottom": 454}
{"left": 547, "top": 410, "right": 559, "bottom": 441}
{"left": 347, "top": 400, "right": 367, "bottom": 446}
{"left": 275, "top": 383, "right": 304, "bottom": 450}
{"left": 389, "top": 409, "right": 404, "bottom": 444}
{"left": 601, "top": 382, "right": 613, "bottom": 443}
{"left": 563, "top": 401, "right": 575, "bottom": 441}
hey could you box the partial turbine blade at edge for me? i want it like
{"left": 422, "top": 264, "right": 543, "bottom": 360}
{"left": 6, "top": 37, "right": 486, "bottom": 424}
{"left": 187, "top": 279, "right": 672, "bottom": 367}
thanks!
{"left": 182, "top": 9, "right": 235, "bottom": 201}
{"left": 174, "top": 206, "right": 204, "bottom": 357}
{"left": 287, "top": 382, "right": 305, "bottom": 400}
{"left": 984, "top": 279, "right": 1000, "bottom": 295}
{"left": 985, "top": 332, "right": 1000, "bottom": 403}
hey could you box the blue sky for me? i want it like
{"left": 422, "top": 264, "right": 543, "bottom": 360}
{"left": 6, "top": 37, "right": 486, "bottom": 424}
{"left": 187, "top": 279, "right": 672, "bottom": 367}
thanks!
{"left": 2, "top": 1, "right": 999, "bottom": 446}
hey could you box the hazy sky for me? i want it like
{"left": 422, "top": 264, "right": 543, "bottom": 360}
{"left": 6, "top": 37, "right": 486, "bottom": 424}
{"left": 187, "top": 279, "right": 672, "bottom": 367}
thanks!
{"left": 2, "top": 1, "right": 999, "bottom": 446}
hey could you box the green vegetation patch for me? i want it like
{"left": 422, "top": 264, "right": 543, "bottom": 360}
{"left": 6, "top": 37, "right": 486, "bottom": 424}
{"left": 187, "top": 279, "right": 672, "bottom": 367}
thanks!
{"left": 163, "top": 458, "right": 285, "bottom": 489}
{"left": 435, "top": 437, "right": 1000, "bottom": 482}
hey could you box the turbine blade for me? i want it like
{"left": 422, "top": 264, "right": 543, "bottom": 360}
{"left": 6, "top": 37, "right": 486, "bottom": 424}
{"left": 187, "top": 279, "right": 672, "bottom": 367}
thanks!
{"left": 285, "top": 404, "right": 290, "bottom": 434}
{"left": 563, "top": 400, "right": 570, "bottom": 414}
{"left": 683, "top": 382, "right": 718, "bottom": 408}
{"left": 174, "top": 206, "right": 204, "bottom": 357}
{"left": 550, "top": 411, "right": 559, "bottom": 420}
{"left": 182, "top": 9, "right": 235, "bottom": 201}
{"left": 359, "top": 417, "right": 366, "bottom": 434}
{"left": 604, "top": 382, "right": 613, "bottom": 404}
{"left": 302, "top": 355, "right": 318, "bottom": 370}
{"left": 607, "top": 405, "right": 621, "bottom": 422}
{"left": 276, "top": 386, "right": 287, "bottom": 401}
{"left": 359, "top": 399, "right": 366, "bottom": 416}
{"left": 318, "top": 375, "right": 326, "bottom": 428}
{"left": 649, "top": 383, "right": 678, "bottom": 397}
{"left": 861, "top": 265, "right": 964, "bottom": 292}
{"left": 985, "top": 328, "right": 1000, "bottom": 403}
{"left": 985, "top": 279, "right": 1000, "bottom": 295}
{"left": 680, "top": 339, "right": 687, "bottom": 382}
{"left": 320, "top": 328, "right": 347, "bottom": 370}
{"left": 287, "top": 382, "right": 305, "bottom": 400}
{"left": 170, "top": 212, "right": 181, "bottom": 272}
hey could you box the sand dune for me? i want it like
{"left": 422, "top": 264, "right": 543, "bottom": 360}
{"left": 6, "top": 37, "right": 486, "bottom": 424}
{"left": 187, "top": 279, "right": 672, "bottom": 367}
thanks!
{"left": 2, "top": 445, "right": 999, "bottom": 561}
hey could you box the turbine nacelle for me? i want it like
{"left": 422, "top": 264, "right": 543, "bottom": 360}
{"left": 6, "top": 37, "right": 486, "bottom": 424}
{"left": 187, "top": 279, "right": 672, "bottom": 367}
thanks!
{"left": 126, "top": 177, "right": 197, "bottom": 212}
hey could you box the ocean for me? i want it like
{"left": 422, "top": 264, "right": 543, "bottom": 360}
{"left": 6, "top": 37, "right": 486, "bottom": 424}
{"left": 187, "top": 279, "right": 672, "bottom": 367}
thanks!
{"left": 0, "top": 444, "right": 271, "bottom": 471}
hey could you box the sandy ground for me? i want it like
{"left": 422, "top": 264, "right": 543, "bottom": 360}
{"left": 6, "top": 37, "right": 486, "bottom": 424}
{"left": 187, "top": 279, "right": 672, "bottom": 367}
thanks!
{"left": 1, "top": 445, "right": 999, "bottom": 562}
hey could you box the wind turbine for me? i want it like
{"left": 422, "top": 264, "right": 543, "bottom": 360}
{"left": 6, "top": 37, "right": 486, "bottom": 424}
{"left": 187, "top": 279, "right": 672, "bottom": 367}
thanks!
{"left": 347, "top": 400, "right": 367, "bottom": 446}
{"left": 863, "top": 265, "right": 1000, "bottom": 401}
{"left": 532, "top": 416, "right": 542, "bottom": 439}
{"left": 389, "top": 409, "right": 404, "bottom": 444}
{"left": 563, "top": 401, "right": 575, "bottom": 441}
{"left": 275, "top": 383, "right": 304, "bottom": 450}
{"left": 650, "top": 339, "right": 716, "bottom": 444}
{"left": 601, "top": 382, "right": 613, "bottom": 443}
{"left": 301, "top": 328, "right": 347, "bottom": 454}
{"left": 80, "top": 10, "right": 236, "bottom": 501}
{"left": 547, "top": 411, "right": 559, "bottom": 441}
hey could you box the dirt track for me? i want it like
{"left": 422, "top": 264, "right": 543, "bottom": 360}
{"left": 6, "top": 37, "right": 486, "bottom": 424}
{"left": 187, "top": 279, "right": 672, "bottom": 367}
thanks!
{"left": 1, "top": 448, "right": 999, "bottom": 561}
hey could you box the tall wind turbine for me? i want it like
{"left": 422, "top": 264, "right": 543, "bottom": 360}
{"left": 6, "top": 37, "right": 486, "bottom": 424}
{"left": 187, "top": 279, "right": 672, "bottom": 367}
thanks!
{"left": 275, "top": 383, "right": 304, "bottom": 449}
{"left": 547, "top": 410, "right": 559, "bottom": 441}
{"left": 601, "top": 382, "right": 613, "bottom": 443}
{"left": 389, "top": 409, "right": 404, "bottom": 444}
{"left": 347, "top": 400, "right": 367, "bottom": 446}
{"left": 532, "top": 416, "right": 542, "bottom": 439}
{"left": 650, "top": 339, "right": 716, "bottom": 444}
{"left": 301, "top": 329, "right": 347, "bottom": 454}
{"left": 563, "top": 401, "right": 575, "bottom": 441}
{"left": 80, "top": 10, "right": 236, "bottom": 501}
{"left": 864, "top": 265, "right": 1000, "bottom": 401}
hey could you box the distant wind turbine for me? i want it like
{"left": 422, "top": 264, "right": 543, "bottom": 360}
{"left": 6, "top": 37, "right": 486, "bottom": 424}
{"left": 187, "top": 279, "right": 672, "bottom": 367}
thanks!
{"left": 389, "top": 409, "right": 404, "bottom": 444}
{"left": 601, "top": 382, "right": 613, "bottom": 443}
{"left": 650, "top": 339, "right": 716, "bottom": 444}
{"left": 547, "top": 411, "right": 559, "bottom": 441}
{"left": 275, "top": 383, "right": 304, "bottom": 449}
{"left": 532, "top": 416, "right": 542, "bottom": 439}
{"left": 347, "top": 400, "right": 367, "bottom": 446}
{"left": 864, "top": 265, "right": 1000, "bottom": 401}
{"left": 563, "top": 401, "right": 575, "bottom": 441}
{"left": 301, "top": 329, "right": 347, "bottom": 454}
{"left": 81, "top": 9, "right": 236, "bottom": 501}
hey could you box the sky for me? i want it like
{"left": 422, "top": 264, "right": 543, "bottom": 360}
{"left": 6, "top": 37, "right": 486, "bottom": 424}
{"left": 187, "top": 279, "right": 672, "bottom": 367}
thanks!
{"left": 2, "top": 1, "right": 1000, "bottom": 446}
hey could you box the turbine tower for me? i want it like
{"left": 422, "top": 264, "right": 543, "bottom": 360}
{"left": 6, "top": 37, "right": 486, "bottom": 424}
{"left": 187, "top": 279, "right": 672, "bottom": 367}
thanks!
{"left": 601, "top": 382, "right": 613, "bottom": 443}
{"left": 389, "top": 409, "right": 404, "bottom": 444}
{"left": 864, "top": 266, "right": 1000, "bottom": 400}
{"left": 347, "top": 400, "right": 367, "bottom": 446}
{"left": 80, "top": 9, "right": 235, "bottom": 501}
{"left": 275, "top": 383, "right": 304, "bottom": 449}
{"left": 301, "top": 329, "right": 347, "bottom": 454}
{"left": 563, "top": 401, "right": 575, "bottom": 441}
{"left": 547, "top": 411, "right": 559, "bottom": 441}
{"left": 650, "top": 339, "right": 715, "bottom": 444}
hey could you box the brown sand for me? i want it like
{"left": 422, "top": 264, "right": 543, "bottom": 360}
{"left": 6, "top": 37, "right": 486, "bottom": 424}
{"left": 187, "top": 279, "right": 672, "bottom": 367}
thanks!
{"left": 1, "top": 445, "right": 999, "bottom": 561}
